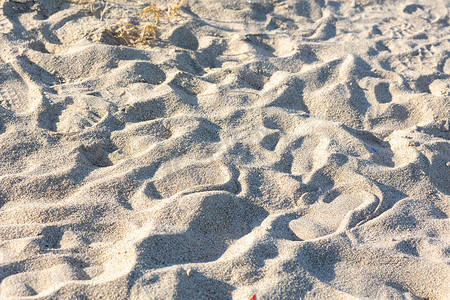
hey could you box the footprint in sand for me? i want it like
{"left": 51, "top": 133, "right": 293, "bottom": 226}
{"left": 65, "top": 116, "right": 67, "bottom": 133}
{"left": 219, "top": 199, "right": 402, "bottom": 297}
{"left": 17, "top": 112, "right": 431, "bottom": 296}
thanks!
{"left": 0, "top": 63, "right": 34, "bottom": 114}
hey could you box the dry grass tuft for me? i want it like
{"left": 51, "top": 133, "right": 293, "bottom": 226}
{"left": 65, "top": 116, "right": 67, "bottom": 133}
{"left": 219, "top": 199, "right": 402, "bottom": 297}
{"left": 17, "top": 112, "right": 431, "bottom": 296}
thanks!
{"left": 110, "top": 22, "right": 158, "bottom": 45}
{"left": 66, "top": 0, "right": 97, "bottom": 13}
{"left": 140, "top": 2, "right": 162, "bottom": 24}
{"left": 166, "top": 0, "right": 185, "bottom": 20}
{"left": 70, "top": 0, "right": 186, "bottom": 46}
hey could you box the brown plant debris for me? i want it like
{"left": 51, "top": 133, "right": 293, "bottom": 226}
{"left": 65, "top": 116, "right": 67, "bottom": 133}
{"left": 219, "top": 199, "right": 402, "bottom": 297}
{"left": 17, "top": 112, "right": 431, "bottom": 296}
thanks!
{"left": 166, "top": 0, "right": 185, "bottom": 20}
{"left": 109, "top": 21, "right": 158, "bottom": 45}
{"left": 70, "top": 0, "right": 186, "bottom": 45}
{"left": 140, "top": 2, "right": 162, "bottom": 24}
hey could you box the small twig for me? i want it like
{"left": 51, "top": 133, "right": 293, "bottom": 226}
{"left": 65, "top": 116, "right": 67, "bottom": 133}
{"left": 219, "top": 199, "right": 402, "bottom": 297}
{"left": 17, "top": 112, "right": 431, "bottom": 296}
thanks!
{"left": 260, "top": 62, "right": 272, "bottom": 72}
{"left": 100, "top": 3, "right": 110, "bottom": 21}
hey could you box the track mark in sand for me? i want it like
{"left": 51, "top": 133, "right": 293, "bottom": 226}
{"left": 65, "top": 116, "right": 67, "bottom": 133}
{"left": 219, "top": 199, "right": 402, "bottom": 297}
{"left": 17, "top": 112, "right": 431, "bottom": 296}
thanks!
{"left": 57, "top": 104, "right": 102, "bottom": 133}
{"left": 55, "top": 95, "right": 111, "bottom": 133}
{"left": 134, "top": 191, "right": 267, "bottom": 268}
{"left": 0, "top": 88, "right": 17, "bottom": 111}
{"left": 0, "top": 261, "right": 87, "bottom": 297}
{"left": 0, "top": 225, "right": 90, "bottom": 288}
{"left": 289, "top": 187, "right": 382, "bottom": 240}
{"left": 129, "top": 160, "right": 242, "bottom": 209}
{"left": 109, "top": 119, "right": 172, "bottom": 163}
{"left": 168, "top": 71, "right": 209, "bottom": 95}
{"left": 0, "top": 63, "right": 33, "bottom": 113}
{"left": 150, "top": 161, "right": 232, "bottom": 199}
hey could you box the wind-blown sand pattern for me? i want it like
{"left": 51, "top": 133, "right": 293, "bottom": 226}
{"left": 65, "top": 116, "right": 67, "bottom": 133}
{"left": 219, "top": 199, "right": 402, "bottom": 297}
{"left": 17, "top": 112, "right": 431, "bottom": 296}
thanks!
{"left": 0, "top": 0, "right": 449, "bottom": 299}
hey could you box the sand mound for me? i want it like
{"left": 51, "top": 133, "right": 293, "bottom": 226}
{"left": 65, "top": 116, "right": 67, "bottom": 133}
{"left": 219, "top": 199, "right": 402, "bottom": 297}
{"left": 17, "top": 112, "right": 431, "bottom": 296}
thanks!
{"left": 0, "top": 0, "right": 449, "bottom": 299}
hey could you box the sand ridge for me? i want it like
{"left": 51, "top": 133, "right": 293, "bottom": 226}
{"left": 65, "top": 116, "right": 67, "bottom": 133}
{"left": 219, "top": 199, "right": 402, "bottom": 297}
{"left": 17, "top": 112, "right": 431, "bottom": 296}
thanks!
{"left": 0, "top": 0, "right": 449, "bottom": 299}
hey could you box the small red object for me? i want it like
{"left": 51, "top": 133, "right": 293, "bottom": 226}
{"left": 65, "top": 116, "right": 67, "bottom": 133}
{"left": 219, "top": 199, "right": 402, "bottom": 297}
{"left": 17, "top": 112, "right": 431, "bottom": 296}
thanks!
{"left": 250, "top": 294, "right": 256, "bottom": 300}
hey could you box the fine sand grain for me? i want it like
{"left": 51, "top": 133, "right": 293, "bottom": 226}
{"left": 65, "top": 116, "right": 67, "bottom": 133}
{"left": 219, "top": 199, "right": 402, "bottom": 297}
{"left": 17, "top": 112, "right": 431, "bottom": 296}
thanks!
{"left": 0, "top": 0, "right": 449, "bottom": 299}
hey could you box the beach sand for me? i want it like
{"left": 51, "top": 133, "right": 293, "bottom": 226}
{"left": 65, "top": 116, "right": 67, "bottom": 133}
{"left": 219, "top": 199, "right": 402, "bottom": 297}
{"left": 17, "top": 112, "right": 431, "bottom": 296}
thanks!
{"left": 0, "top": 0, "right": 449, "bottom": 298}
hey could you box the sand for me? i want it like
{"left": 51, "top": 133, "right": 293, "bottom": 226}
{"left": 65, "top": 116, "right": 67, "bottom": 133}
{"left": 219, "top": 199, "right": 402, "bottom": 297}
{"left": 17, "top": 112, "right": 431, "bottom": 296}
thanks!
{"left": 0, "top": 0, "right": 449, "bottom": 299}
